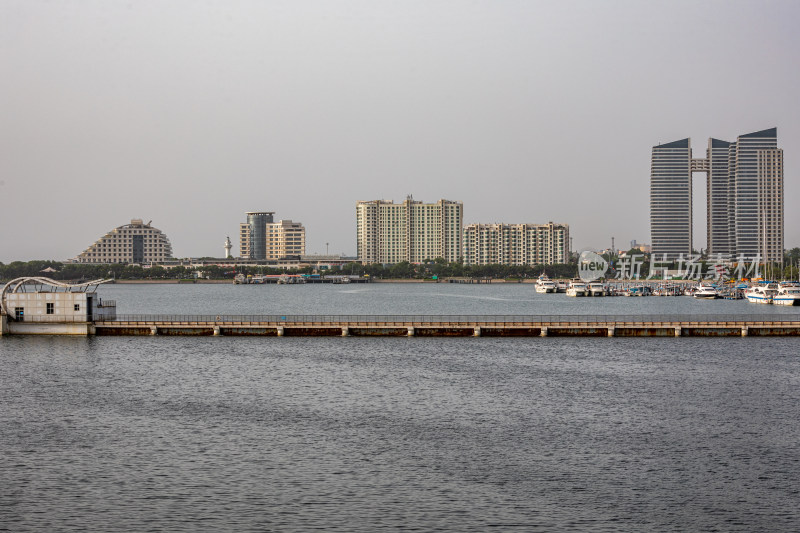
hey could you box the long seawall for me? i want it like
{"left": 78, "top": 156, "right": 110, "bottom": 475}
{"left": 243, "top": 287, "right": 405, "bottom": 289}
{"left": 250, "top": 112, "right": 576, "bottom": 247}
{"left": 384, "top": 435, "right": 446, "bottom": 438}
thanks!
{"left": 89, "top": 314, "right": 800, "bottom": 337}
{"left": 5, "top": 314, "right": 800, "bottom": 337}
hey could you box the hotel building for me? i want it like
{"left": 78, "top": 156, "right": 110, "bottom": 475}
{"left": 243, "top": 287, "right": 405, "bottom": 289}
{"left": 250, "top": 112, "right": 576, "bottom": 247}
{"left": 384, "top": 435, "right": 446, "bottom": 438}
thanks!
{"left": 356, "top": 197, "right": 463, "bottom": 264}
{"left": 74, "top": 219, "right": 174, "bottom": 264}
{"left": 240, "top": 212, "right": 306, "bottom": 260}
{"left": 650, "top": 128, "right": 783, "bottom": 262}
{"left": 462, "top": 223, "right": 569, "bottom": 266}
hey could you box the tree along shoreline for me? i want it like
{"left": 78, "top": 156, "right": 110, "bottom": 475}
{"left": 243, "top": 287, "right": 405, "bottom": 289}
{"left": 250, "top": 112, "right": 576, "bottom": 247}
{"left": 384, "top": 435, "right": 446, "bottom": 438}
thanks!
{"left": 0, "top": 259, "right": 578, "bottom": 282}
{"left": 3, "top": 251, "right": 799, "bottom": 283}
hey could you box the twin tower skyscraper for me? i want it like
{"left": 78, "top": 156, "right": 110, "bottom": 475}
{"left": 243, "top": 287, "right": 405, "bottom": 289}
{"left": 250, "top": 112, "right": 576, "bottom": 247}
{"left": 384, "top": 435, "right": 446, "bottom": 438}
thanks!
{"left": 650, "top": 127, "right": 783, "bottom": 262}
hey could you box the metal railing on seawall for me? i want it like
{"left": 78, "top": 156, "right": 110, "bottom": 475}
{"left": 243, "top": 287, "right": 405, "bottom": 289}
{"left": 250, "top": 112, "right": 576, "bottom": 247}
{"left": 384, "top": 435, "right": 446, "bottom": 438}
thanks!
{"left": 103, "top": 314, "right": 800, "bottom": 324}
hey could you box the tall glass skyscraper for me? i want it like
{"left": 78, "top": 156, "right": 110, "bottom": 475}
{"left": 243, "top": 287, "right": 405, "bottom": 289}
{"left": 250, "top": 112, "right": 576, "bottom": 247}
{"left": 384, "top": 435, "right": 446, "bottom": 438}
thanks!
{"left": 731, "top": 128, "right": 783, "bottom": 262}
{"left": 650, "top": 138, "right": 692, "bottom": 259}
{"left": 706, "top": 138, "right": 733, "bottom": 256}
{"left": 650, "top": 128, "right": 782, "bottom": 262}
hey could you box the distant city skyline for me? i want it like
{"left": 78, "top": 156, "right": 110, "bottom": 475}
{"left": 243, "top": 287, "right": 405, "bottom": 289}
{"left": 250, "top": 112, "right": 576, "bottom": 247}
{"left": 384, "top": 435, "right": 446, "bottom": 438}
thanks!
{"left": 1, "top": 1, "right": 798, "bottom": 262}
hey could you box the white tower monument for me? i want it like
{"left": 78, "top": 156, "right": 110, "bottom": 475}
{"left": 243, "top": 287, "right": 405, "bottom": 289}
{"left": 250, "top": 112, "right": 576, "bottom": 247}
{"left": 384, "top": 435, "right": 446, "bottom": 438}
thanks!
{"left": 224, "top": 236, "right": 232, "bottom": 259}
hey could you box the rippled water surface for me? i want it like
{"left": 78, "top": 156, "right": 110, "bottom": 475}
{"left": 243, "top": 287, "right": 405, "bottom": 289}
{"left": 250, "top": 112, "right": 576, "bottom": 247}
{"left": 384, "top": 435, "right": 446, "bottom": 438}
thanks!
{"left": 2, "top": 285, "right": 800, "bottom": 531}
{"left": 98, "top": 281, "right": 800, "bottom": 316}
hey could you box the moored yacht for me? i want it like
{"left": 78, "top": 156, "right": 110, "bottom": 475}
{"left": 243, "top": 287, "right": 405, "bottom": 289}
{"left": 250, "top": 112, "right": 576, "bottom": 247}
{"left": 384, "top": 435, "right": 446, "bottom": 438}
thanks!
{"left": 535, "top": 275, "right": 557, "bottom": 294}
{"left": 773, "top": 282, "right": 800, "bottom": 306}
{"left": 693, "top": 284, "right": 719, "bottom": 299}
{"left": 745, "top": 283, "right": 778, "bottom": 304}
{"left": 587, "top": 281, "right": 606, "bottom": 296}
{"left": 556, "top": 281, "right": 568, "bottom": 293}
{"left": 566, "top": 280, "right": 588, "bottom": 297}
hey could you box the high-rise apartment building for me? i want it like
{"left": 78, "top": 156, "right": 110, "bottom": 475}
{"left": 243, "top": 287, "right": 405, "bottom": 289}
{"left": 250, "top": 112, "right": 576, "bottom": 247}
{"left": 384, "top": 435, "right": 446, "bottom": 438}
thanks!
{"left": 650, "top": 128, "right": 782, "bottom": 262}
{"left": 240, "top": 212, "right": 306, "bottom": 260}
{"left": 462, "top": 223, "right": 569, "bottom": 266}
{"left": 356, "top": 197, "right": 463, "bottom": 264}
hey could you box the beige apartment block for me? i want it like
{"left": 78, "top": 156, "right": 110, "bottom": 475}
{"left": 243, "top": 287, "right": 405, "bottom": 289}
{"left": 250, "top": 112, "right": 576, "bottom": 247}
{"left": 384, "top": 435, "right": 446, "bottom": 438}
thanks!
{"left": 73, "top": 219, "right": 173, "bottom": 264}
{"left": 239, "top": 222, "right": 251, "bottom": 259}
{"left": 462, "top": 222, "right": 569, "bottom": 266}
{"left": 357, "top": 196, "right": 463, "bottom": 264}
{"left": 266, "top": 220, "right": 306, "bottom": 260}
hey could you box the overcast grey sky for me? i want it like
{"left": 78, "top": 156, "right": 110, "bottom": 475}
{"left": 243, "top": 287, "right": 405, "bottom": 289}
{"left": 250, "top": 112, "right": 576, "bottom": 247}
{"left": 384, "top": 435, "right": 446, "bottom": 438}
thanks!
{"left": 1, "top": 0, "right": 798, "bottom": 262}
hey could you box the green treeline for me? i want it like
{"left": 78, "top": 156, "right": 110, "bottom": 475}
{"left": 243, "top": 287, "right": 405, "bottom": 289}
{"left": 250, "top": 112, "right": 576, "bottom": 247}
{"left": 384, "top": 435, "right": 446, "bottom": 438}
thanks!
{"left": 4, "top": 248, "right": 798, "bottom": 282}
{"left": 0, "top": 261, "right": 254, "bottom": 281}
{"left": 344, "top": 260, "right": 577, "bottom": 280}
{"left": 0, "top": 259, "right": 578, "bottom": 282}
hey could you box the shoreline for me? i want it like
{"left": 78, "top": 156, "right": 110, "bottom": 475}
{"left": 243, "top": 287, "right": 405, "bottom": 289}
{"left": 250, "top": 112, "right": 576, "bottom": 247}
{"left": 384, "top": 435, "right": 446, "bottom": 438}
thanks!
{"left": 89, "top": 278, "right": 703, "bottom": 285}
{"left": 110, "top": 278, "right": 531, "bottom": 284}
{"left": 112, "top": 279, "right": 230, "bottom": 284}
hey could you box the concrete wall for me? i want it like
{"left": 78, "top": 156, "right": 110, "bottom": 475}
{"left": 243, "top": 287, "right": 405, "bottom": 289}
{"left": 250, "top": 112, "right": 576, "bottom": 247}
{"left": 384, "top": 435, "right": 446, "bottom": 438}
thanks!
{"left": 5, "top": 292, "right": 89, "bottom": 321}
{"left": 7, "top": 322, "right": 92, "bottom": 335}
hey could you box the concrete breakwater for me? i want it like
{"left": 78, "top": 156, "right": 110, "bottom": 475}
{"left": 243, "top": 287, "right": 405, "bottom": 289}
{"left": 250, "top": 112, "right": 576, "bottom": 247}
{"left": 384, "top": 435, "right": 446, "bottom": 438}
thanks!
{"left": 5, "top": 314, "right": 800, "bottom": 337}
{"left": 81, "top": 314, "right": 800, "bottom": 337}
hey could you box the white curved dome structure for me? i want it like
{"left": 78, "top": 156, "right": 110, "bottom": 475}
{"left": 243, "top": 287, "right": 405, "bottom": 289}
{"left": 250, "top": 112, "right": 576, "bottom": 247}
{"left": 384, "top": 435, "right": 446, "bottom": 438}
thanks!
{"left": 74, "top": 219, "right": 173, "bottom": 264}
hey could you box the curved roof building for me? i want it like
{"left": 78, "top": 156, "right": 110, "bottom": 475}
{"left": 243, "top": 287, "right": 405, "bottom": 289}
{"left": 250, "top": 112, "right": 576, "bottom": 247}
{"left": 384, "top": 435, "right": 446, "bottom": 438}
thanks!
{"left": 74, "top": 219, "right": 174, "bottom": 264}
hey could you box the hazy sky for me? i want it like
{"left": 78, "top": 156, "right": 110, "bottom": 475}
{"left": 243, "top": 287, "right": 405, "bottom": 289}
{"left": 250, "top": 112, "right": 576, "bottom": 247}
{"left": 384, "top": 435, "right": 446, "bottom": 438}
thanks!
{"left": 2, "top": 0, "right": 798, "bottom": 262}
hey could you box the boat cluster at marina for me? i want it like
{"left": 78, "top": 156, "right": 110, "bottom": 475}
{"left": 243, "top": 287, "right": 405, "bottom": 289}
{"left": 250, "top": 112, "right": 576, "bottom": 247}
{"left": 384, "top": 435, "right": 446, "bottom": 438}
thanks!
{"left": 534, "top": 274, "right": 800, "bottom": 305}
{"left": 744, "top": 282, "right": 800, "bottom": 306}
{"left": 233, "top": 273, "right": 366, "bottom": 285}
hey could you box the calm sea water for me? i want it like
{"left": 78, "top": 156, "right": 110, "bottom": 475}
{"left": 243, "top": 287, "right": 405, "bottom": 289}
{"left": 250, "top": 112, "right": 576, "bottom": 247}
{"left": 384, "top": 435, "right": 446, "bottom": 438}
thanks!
{"left": 97, "top": 281, "right": 800, "bottom": 316}
{"left": 2, "top": 284, "right": 800, "bottom": 531}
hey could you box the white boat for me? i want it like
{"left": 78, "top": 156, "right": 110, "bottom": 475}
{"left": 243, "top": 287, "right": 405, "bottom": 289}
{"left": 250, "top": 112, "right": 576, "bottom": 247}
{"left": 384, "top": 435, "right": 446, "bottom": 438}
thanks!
{"left": 277, "top": 275, "right": 306, "bottom": 284}
{"left": 556, "top": 281, "right": 568, "bottom": 293}
{"left": 745, "top": 283, "right": 777, "bottom": 304}
{"left": 773, "top": 283, "right": 800, "bottom": 306}
{"left": 587, "top": 282, "right": 606, "bottom": 297}
{"left": 625, "top": 285, "right": 651, "bottom": 297}
{"left": 566, "top": 280, "right": 588, "bottom": 297}
{"left": 535, "top": 275, "right": 557, "bottom": 294}
{"left": 693, "top": 284, "right": 719, "bottom": 299}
